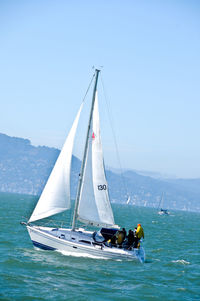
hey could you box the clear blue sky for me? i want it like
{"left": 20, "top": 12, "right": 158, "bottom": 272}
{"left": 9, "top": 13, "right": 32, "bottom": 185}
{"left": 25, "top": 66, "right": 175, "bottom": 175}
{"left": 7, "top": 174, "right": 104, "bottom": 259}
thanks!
{"left": 0, "top": 0, "right": 200, "bottom": 178}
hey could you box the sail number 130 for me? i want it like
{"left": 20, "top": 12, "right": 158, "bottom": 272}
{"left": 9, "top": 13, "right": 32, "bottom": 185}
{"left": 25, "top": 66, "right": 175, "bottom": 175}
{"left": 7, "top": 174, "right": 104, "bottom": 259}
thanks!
{"left": 98, "top": 184, "right": 107, "bottom": 190}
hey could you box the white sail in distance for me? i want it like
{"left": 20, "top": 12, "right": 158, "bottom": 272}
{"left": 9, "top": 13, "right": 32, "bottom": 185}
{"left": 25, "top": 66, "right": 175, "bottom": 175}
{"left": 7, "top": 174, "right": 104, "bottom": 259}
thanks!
{"left": 29, "top": 103, "right": 83, "bottom": 223}
{"left": 77, "top": 93, "right": 115, "bottom": 227}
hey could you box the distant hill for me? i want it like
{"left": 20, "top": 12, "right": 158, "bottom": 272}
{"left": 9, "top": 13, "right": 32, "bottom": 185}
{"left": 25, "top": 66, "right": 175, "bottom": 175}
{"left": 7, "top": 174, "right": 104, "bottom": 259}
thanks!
{"left": 0, "top": 132, "right": 200, "bottom": 212}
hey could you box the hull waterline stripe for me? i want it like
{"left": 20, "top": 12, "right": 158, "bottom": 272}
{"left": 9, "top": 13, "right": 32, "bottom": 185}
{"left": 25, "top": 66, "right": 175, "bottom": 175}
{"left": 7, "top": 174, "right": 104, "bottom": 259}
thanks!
{"left": 32, "top": 240, "right": 57, "bottom": 251}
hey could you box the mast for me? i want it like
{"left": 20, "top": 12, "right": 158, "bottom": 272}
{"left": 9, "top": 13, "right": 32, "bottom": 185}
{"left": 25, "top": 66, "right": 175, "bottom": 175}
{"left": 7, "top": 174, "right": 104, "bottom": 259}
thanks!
{"left": 72, "top": 69, "right": 100, "bottom": 230}
{"left": 157, "top": 192, "right": 164, "bottom": 210}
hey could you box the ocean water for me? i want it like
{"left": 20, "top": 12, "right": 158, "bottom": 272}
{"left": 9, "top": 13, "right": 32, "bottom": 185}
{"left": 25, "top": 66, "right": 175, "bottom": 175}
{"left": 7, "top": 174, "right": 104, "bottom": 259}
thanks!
{"left": 0, "top": 193, "right": 199, "bottom": 301}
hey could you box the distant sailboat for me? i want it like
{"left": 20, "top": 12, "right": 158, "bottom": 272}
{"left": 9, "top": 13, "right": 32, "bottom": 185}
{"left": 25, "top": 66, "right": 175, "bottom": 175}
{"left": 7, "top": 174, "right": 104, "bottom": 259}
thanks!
{"left": 21, "top": 69, "right": 145, "bottom": 263}
{"left": 126, "top": 196, "right": 131, "bottom": 204}
{"left": 158, "top": 193, "right": 169, "bottom": 215}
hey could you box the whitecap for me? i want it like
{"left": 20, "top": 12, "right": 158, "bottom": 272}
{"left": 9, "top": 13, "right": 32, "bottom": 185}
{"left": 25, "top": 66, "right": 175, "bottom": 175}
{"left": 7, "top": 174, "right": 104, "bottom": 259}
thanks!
{"left": 176, "top": 288, "right": 186, "bottom": 291}
{"left": 152, "top": 248, "right": 163, "bottom": 253}
{"left": 56, "top": 249, "right": 109, "bottom": 260}
{"left": 172, "top": 259, "right": 190, "bottom": 265}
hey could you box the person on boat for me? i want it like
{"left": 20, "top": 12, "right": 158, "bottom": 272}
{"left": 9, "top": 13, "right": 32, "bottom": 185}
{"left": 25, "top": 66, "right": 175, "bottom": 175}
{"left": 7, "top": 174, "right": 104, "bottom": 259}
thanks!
{"left": 127, "top": 229, "right": 135, "bottom": 249}
{"left": 136, "top": 224, "right": 144, "bottom": 239}
{"left": 111, "top": 233, "right": 117, "bottom": 245}
{"left": 122, "top": 228, "right": 127, "bottom": 239}
{"left": 114, "top": 228, "right": 126, "bottom": 247}
{"left": 107, "top": 228, "right": 126, "bottom": 247}
{"left": 106, "top": 233, "right": 117, "bottom": 247}
{"left": 134, "top": 224, "right": 144, "bottom": 248}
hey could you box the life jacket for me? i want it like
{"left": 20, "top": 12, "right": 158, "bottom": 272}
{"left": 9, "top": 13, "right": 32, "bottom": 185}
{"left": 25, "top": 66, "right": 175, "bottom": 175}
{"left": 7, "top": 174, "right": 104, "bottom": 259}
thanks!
{"left": 136, "top": 226, "right": 144, "bottom": 239}
{"left": 116, "top": 231, "right": 125, "bottom": 245}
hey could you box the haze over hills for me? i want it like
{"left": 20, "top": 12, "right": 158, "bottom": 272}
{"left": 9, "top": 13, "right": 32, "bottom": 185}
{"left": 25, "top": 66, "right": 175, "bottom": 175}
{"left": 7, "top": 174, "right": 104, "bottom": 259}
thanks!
{"left": 0, "top": 133, "right": 200, "bottom": 212}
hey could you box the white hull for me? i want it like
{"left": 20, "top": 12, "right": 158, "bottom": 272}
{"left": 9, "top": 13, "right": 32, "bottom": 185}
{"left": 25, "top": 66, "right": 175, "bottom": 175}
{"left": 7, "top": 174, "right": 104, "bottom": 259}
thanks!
{"left": 158, "top": 210, "right": 169, "bottom": 215}
{"left": 27, "top": 225, "right": 145, "bottom": 263}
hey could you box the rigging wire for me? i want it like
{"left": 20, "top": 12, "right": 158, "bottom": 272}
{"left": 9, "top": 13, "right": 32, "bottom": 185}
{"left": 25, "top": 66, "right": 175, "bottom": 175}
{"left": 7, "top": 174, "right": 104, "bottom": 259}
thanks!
{"left": 100, "top": 73, "right": 130, "bottom": 202}
{"left": 82, "top": 72, "right": 95, "bottom": 103}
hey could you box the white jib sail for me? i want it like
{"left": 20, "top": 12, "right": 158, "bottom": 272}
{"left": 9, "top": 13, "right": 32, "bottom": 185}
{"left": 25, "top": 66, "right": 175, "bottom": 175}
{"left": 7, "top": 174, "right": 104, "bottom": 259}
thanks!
{"left": 29, "top": 103, "right": 83, "bottom": 223}
{"left": 77, "top": 93, "right": 115, "bottom": 227}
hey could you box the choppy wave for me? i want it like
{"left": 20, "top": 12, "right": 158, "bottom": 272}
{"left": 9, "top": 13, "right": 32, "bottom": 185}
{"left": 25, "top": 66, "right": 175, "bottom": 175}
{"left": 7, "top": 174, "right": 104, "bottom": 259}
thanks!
{"left": 172, "top": 259, "right": 190, "bottom": 265}
{"left": 152, "top": 248, "right": 163, "bottom": 253}
{"left": 1, "top": 194, "right": 200, "bottom": 301}
{"left": 56, "top": 249, "right": 109, "bottom": 260}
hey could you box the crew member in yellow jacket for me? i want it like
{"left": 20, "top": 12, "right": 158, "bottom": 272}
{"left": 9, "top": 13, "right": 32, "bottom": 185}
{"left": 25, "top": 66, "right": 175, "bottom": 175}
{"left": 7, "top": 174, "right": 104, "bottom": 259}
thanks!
{"left": 135, "top": 224, "right": 144, "bottom": 248}
{"left": 135, "top": 224, "right": 144, "bottom": 239}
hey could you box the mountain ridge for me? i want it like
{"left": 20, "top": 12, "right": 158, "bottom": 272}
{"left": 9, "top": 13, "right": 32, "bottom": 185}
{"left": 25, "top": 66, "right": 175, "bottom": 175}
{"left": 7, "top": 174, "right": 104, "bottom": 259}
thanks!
{"left": 0, "top": 132, "right": 199, "bottom": 212}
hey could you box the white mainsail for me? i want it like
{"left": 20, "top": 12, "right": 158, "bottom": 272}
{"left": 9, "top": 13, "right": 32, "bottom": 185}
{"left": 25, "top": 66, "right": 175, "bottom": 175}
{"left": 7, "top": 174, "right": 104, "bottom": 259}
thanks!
{"left": 77, "top": 93, "right": 115, "bottom": 227}
{"left": 29, "top": 103, "right": 83, "bottom": 223}
{"left": 126, "top": 196, "right": 131, "bottom": 204}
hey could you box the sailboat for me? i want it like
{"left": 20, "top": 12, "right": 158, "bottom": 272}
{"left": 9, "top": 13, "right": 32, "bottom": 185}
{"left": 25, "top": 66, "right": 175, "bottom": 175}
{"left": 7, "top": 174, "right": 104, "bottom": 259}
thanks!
{"left": 158, "top": 193, "right": 169, "bottom": 215}
{"left": 126, "top": 196, "right": 131, "bottom": 205}
{"left": 21, "top": 69, "right": 145, "bottom": 263}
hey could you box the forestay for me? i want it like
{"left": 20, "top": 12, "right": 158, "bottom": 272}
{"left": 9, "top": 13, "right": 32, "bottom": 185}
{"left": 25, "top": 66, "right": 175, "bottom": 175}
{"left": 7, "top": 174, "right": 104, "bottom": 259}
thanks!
{"left": 29, "top": 103, "right": 83, "bottom": 223}
{"left": 77, "top": 93, "right": 115, "bottom": 227}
